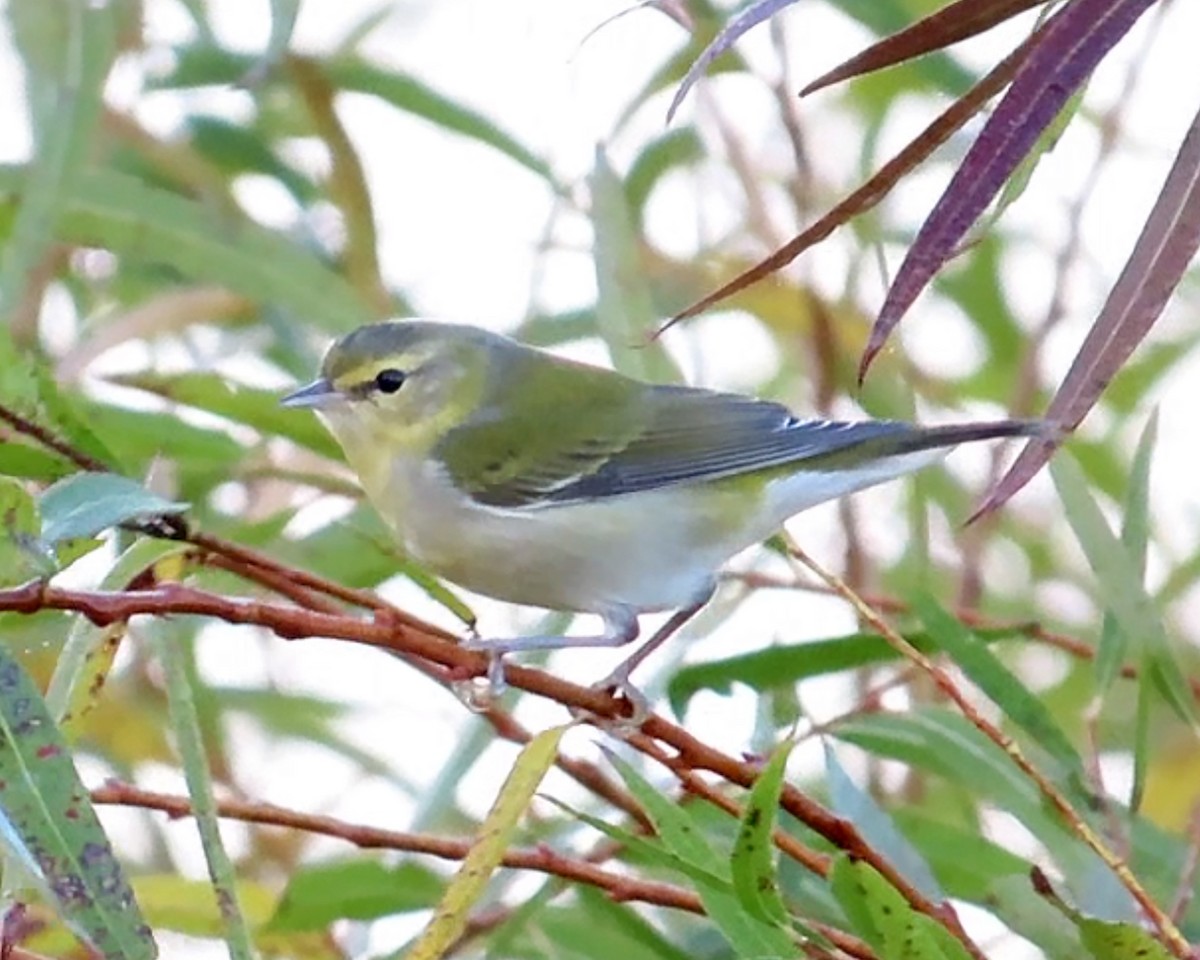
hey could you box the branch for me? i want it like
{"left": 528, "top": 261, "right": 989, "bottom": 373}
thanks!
{"left": 787, "top": 541, "right": 1192, "bottom": 960}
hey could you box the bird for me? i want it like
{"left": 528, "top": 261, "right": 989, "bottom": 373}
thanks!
{"left": 282, "top": 320, "right": 1042, "bottom": 702}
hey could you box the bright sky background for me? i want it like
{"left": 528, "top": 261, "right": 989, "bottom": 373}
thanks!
{"left": 3, "top": 1, "right": 1200, "bottom": 956}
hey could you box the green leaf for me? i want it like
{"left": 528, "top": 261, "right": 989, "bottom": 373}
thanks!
{"left": 154, "top": 621, "right": 255, "bottom": 960}
{"left": 47, "top": 539, "right": 192, "bottom": 742}
{"left": 269, "top": 860, "right": 443, "bottom": 931}
{"left": 984, "top": 875, "right": 1088, "bottom": 960}
{"left": 328, "top": 57, "right": 556, "bottom": 184}
{"left": 113, "top": 371, "right": 342, "bottom": 459}
{"left": 0, "top": 165, "right": 374, "bottom": 334}
{"left": 830, "top": 856, "right": 971, "bottom": 960}
{"left": 624, "top": 129, "right": 704, "bottom": 229}
{"left": 590, "top": 147, "right": 681, "bottom": 383}
{"left": 912, "top": 592, "right": 1086, "bottom": 787}
{"left": 2, "top": 1, "right": 116, "bottom": 319}
{"left": 603, "top": 751, "right": 801, "bottom": 958}
{"left": 0, "top": 647, "right": 156, "bottom": 959}
{"left": 1051, "top": 454, "right": 1196, "bottom": 727}
{"left": 731, "top": 740, "right": 792, "bottom": 925}
{"left": 403, "top": 724, "right": 568, "bottom": 960}
{"left": 826, "top": 746, "right": 942, "bottom": 901}
{"left": 0, "top": 476, "right": 55, "bottom": 583}
{"left": 667, "top": 626, "right": 1022, "bottom": 716}
{"left": 1077, "top": 918, "right": 1173, "bottom": 960}
{"left": 1096, "top": 413, "right": 1156, "bottom": 695}
{"left": 39, "top": 472, "right": 188, "bottom": 543}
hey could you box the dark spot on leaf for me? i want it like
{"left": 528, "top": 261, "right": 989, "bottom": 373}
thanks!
{"left": 746, "top": 807, "right": 762, "bottom": 827}
{"left": 36, "top": 744, "right": 60, "bottom": 759}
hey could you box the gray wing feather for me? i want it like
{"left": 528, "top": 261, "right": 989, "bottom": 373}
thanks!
{"left": 539, "top": 385, "right": 913, "bottom": 503}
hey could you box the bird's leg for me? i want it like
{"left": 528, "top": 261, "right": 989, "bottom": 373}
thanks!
{"left": 462, "top": 609, "right": 641, "bottom": 694}
{"left": 592, "top": 586, "right": 714, "bottom": 718}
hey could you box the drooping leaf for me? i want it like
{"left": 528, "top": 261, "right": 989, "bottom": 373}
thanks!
{"left": 860, "top": 0, "right": 1159, "bottom": 382}
{"left": 1094, "top": 414, "right": 1157, "bottom": 696}
{"left": 0, "top": 648, "right": 156, "bottom": 959}
{"left": 154, "top": 622, "right": 255, "bottom": 960}
{"left": 590, "top": 147, "right": 682, "bottom": 383}
{"left": 912, "top": 592, "right": 1086, "bottom": 788}
{"left": 663, "top": 38, "right": 1030, "bottom": 332}
{"left": 981, "top": 100, "right": 1200, "bottom": 514}
{"left": 730, "top": 740, "right": 792, "bottom": 925}
{"left": 667, "top": 0, "right": 797, "bottom": 123}
{"left": 1, "top": 1, "right": 116, "bottom": 319}
{"left": 269, "top": 860, "right": 443, "bottom": 931}
{"left": 801, "top": 0, "right": 1047, "bottom": 96}
{"left": 1050, "top": 454, "right": 1196, "bottom": 728}
{"left": 39, "top": 472, "right": 188, "bottom": 543}
{"left": 0, "top": 165, "right": 375, "bottom": 334}
{"left": 405, "top": 724, "right": 568, "bottom": 960}
{"left": 825, "top": 746, "right": 942, "bottom": 901}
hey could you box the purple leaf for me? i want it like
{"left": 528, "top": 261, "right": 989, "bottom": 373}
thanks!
{"left": 859, "top": 0, "right": 1161, "bottom": 383}
{"left": 976, "top": 98, "right": 1200, "bottom": 518}
{"left": 666, "top": 0, "right": 799, "bottom": 123}
{"left": 801, "top": 0, "right": 1048, "bottom": 97}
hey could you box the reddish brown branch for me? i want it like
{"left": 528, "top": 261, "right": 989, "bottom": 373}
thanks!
{"left": 92, "top": 780, "right": 876, "bottom": 960}
{"left": 2, "top": 577, "right": 974, "bottom": 956}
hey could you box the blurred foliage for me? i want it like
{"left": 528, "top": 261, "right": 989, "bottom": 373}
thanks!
{"left": 1, "top": 1, "right": 1200, "bottom": 958}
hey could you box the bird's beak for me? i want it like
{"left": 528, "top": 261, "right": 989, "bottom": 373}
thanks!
{"left": 281, "top": 378, "right": 339, "bottom": 409}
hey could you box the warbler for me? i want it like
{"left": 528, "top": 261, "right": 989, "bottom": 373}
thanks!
{"left": 282, "top": 320, "right": 1041, "bottom": 694}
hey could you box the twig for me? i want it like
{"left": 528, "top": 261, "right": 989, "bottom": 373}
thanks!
{"left": 90, "top": 780, "right": 701, "bottom": 914}
{"left": 1, "top": 577, "right": 980, "bottom": 959}
{"left": 787, "top": 540, "right": 1193, "bottom": 960}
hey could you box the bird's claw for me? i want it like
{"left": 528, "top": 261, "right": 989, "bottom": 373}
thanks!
{"left": 570, "top": 670, "right": 652, "bottom": 735}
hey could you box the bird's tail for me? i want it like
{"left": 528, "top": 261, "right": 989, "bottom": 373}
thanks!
{"left": 883, "top": 418, "right": 1053, "bottom": 457}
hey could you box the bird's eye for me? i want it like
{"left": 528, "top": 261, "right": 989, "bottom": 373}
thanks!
{"left": 373, "top": 368, "right": 407, "bottom": 394}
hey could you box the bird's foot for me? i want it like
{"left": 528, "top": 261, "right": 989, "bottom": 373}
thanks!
{"left": 570, "top": 667, "right": 652, "bottom": 735}
{"left": 452, "top": 637, "right": 512, "bottom": 711}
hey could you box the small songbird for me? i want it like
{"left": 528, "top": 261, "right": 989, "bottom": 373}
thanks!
{"left": 283, "top": 320, "right": 1041, "bottom": 698}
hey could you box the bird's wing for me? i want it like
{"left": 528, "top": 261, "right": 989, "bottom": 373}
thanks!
{"left": 434, "top": 376, "right": 917, "bottom": 509}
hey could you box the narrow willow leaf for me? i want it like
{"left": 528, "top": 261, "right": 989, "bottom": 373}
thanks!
{"left": 404, "top": 724, "right": 568, "bottom": 960}
{"left": 46, "top": 540, "right": 192, "bottom": 742}
{"left": 624, "top": 129, "right": 704, "bottom": 229}
{"left": 667, "top": 625, "right": 1021, "bottom": 716}
{"left": 603, "top": 751, "right": 800, "bottom": 958}
{"left": 0, "top": 477, "right": 55, "bottom": 584}
{"left": 912, "top": 593, "right": 1085, "bottom": 784}
{"left": 327, "top": 58, "right": 555, "bottom": 183}
{"left": 1095, "top": 413, "right": 1157, "bottom": 695}
{"left": 1077, "top": 918, "right": 1173, "bottom": 960}
{"left": 730, "top": 740, "right": 792, "bottom": 925}
{"left": 980, "top": 91, "right": 1200, "bottom": 514}
{"left": 604, "top": 750, "right": 724, "bottom": 872}
{"left": 664, "top": 38, "right": 1029, "bottom": 331}
{"left": 1051, "top": 455, "right": 1196, "bottom": 727}
{"left": 0, "top": 166, "right": 374, "bottom": 334}
{"left": 802, "top": 0, "right": 1047, "bottom": 96}
{"left": 1, "top": 1, "right": 116, "bottom": 318}
{"left": 154, "top": 624, "right": 255, "bottom": 960}
{"left": 0, "top": 648, "right": 156, "bottom": 958}
{"left": 667, "top": 0, "right": 797, "bottom": 122}
{"left": 39, "top": 472, "right": 188, "bottom": 543}
{"left": 269, "top": 860, "right": 442, "bottom": 931}
{"left": 826, "top": 746, "right": 942, "bottom": 901}
{"left": 590, "top": 147, "right": 681, "bottom": 383}
{"left": 986, "top": 875, "right": 1089, "bottom": 960}
{"left": 862, "top": 0, "right": 1158, "bottom": 381}
{"left": 113, "top": 371, "right": 341, "bottom": 459}
{"left": 541, "top": 795, "right": 730, "bottom": 890}
{"left": 831, "top": 856, "right": 967, "bottom": 960}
